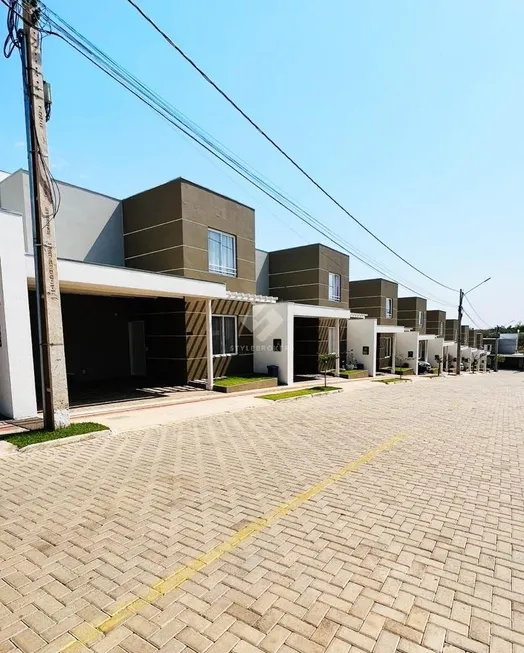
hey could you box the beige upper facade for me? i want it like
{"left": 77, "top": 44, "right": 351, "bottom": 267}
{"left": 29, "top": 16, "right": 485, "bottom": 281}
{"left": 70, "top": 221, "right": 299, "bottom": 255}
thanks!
{"left": 427, "top": 310, "right": 446, "bottom": 337}
{"left": 267, "top": 244, "right": 349, "bottom": 307}
{"left": 348, "top": 278, "right": 398, "bottom": 325}
{"left": 397, "top": 296, "right": 427, "bottom": 334}
{"left": 122, "top": 178, "right": 256, "bottom": 294}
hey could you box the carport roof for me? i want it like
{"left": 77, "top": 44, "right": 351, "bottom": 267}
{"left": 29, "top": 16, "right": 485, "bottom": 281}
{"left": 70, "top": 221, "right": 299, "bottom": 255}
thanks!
{"left": 376, "top": 325, "right": 410, "bottom": 334}
{"left": 287, "top": 303, "right": 366, "bottom": 320}
{"left": 25, "top": 255, "right": 229, "bottom": 300}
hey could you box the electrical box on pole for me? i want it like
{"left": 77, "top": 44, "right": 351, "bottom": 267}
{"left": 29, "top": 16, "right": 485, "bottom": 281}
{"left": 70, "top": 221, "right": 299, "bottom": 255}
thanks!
{"left": 22, "top": 0, "right": 70, "bottom": 429}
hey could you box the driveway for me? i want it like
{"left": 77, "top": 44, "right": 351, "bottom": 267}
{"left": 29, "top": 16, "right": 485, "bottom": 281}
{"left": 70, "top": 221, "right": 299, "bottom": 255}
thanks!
{"left": 1, "top": 372, "right": 523, "bottom": 653}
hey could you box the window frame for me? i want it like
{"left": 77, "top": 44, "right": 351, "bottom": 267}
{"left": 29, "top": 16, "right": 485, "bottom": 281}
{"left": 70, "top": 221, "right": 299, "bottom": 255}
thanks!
{"left": 327, "top": 326, "right": 337, "bottom": 354}
{"left": 211, "top": 315, "right": 238, "bottom": 357}
{"left": 208, "top": 228, "right": 237, "bottom": 277}
{"left": 418, "top": 310, "right": 424, "bottom": 328}
{"left": 485, "top": 343, "right": 492, "bottom": 352}
{"left": 384, "top": 337, "right": 392, "bottom": 358}
{"left": 328, "top": 272, "right": 341, "bottom": 302}
{"left": 438, "top": 321, "right": 443, "bottom": 336}
{"left": 385, "top": 297, "right": 393, "bottom": 319}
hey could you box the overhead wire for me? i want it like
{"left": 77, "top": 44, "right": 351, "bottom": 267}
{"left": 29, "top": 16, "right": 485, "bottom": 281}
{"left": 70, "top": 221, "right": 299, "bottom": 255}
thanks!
{"left": 123, "top": 0, "right": 459, "bottom": 294}
{"left": 463, "top": 296, "right": 491, "bottom": 328}
{"left": 3, "top": 0, "right": 457, "bottom": 307}
{"left": 2, "top": 0, "right": 61, "bottom": 224}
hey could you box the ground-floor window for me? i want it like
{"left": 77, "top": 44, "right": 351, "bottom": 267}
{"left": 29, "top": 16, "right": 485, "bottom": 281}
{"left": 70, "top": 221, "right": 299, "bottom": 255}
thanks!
{"left": 212, "top": 315, "right": 237, "bottom": 356}
{"left": 327, "top": 327, "right": 337, "bottom": 354}
{"left": 384, "top": 337, "right": 392, "bottom": 358}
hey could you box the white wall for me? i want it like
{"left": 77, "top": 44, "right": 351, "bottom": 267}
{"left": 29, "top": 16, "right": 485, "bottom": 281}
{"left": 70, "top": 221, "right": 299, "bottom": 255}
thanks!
{"left": 347, "top": 319, "right": 376, "bottom": 377}
{"left": 396, "top": 331, "right": 419, "bottom": 374}
{"left": 0, "top": 170, "right": 124, "bottom": 266}
{"left": 461, "top": 346, "right": 472, "bottom": 371}
{"left": 253, "top": 303, "right": 293, "bottom": 384}
{"left": 427, "top": 337, "right": 444, "bottom": 369}
{"left": 0, "top": 210, "right": 37, "bottom": 418}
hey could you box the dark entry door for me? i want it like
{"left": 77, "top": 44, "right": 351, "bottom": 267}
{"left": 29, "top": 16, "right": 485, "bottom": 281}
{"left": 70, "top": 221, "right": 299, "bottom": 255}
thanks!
{"left": 129, "top": 320, "right": 147, "bottom": 376}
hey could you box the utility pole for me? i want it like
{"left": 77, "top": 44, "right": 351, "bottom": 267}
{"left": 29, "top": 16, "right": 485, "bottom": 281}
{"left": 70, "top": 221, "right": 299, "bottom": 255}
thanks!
{"left": 456, "top": 289, "right": 464, "bottom": 376}
{"left": 493, "top": 325, "right": 500, "bottom": 372}
{"left": 21, "top": 0, "right": 70, "bottom": 429}
{"left": 456, "top": 277, "right": 491, "bottom": 376}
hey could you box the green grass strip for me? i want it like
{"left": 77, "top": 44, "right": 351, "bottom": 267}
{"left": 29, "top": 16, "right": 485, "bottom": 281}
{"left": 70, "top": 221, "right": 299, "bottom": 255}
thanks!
{"left": 258, "top": 386, "right": 341, "bottom": 401}
{"left": 213, "top": 375, "right": 272, "bottom": 387}
{"left": 373, "top": 378, "right": 410, "bottom": 384}
{"left": 3, "top": 422, "right": 108, "bottom": 449}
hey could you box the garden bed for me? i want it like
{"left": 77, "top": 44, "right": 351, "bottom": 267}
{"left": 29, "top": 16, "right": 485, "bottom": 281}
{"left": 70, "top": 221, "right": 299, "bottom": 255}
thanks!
{"left": 340, "top": 369, "right": 368, "bottom": 379}
{"left": 258, "top": 386, "right": 341, "bottom": 401}
{"left": 395, "top": 367, "right": 414, "bottom": 375}
{"left": 373, "top": 378, "right": 410, "bottom": 385}
{"left": 213, "top": 375, "right": 278, "bottom": 393}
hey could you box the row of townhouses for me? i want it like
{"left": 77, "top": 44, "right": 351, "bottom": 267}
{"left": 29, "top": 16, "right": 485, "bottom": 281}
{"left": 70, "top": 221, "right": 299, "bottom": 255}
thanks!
{"left": 0, "top": 170, "right": 488, "bottom": 420}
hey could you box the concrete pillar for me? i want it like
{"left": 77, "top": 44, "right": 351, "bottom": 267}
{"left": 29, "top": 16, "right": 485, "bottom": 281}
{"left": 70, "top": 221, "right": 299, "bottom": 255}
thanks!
{"left": 335, "top": 319, "right": 340, "bottom": 376}
{"left": 0, "top": 210, "right": 37, "bottom": 418}
{"left": 205, "top": 298, "right": 214, "bottom": 390}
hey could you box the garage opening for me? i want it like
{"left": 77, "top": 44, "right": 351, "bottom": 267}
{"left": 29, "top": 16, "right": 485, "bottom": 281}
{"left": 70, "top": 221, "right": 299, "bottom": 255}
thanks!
{"left": 28, "top": 292, "right": 198, "bottom": 407}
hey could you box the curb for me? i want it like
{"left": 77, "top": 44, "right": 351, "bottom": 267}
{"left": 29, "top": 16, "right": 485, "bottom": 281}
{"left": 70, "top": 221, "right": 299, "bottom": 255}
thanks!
{"left": 18, "top": 429, "right": 112, "bottom": 454}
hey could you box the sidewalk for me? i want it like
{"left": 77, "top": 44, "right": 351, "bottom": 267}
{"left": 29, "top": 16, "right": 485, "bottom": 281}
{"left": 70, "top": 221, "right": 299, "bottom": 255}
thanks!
{"left": 0, "top": 371, "right": 462, "bottom": 436}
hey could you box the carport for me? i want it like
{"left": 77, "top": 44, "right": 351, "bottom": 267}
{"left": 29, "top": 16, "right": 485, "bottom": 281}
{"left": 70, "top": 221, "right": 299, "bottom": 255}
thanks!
{"left": 0, "top": 209, "right": 231, "bottom": 418}
{"left": 252, "top": 303, "right": 365, "bottom": 384}
{"left": 376, "top": 325, "right": 408, "bottom": 372}
{"left": 25, "top": 256, "right": 230, "bottom": 407}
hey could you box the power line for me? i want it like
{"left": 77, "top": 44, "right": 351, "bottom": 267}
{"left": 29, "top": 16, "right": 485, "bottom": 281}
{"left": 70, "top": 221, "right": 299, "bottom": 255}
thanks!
{"left": 4, "top": 0, "right": 456, "bottom": 307}
{"left": 123, "top": 0, "right": 459, "bottom": 294}
{"left": 464, "top": 296, "right": 491, "bottom": 328}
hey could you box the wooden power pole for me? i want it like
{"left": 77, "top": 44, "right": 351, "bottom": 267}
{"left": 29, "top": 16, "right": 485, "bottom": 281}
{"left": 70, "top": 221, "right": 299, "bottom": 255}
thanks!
{"left": 21, "top": 1, "right": 70, "bottom": 429}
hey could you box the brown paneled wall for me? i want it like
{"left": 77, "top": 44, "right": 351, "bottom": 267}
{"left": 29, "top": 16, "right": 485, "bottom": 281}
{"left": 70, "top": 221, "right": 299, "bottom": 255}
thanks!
{"left": 426, "top": 310, "right": 446, "bottom": 337}
{"left": 446, "top": 319, "right": 458, "bottom": 342}
{"left": 185, "top": 299, "right": 253, "bottom": 381}
{"left": 293, "top": 317, "right": 347, "bottom": 376}
{"left": 397, "top": 297, "right": 427, "bottom": 334}
{"left": 268, "top": 244, "right": 349, "bottom": 307}
{"left": 131, "top": 297, "right": 187, "bottom": 384}
{"left": 123, "top": 178, "right": 256, "bottom": 294}
{"left": 349, "top": 278, "right": 398, "bottom": 325}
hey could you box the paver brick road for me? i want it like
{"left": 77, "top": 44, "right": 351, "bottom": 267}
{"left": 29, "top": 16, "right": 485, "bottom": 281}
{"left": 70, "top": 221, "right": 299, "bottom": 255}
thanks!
{"left": 1, "top": 372, "right": 524, "bottom": 653}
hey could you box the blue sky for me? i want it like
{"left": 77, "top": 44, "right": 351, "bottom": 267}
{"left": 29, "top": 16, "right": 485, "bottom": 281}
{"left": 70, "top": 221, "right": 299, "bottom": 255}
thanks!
{"left": 1, "top": 0, "right": 523, "bottom": 326}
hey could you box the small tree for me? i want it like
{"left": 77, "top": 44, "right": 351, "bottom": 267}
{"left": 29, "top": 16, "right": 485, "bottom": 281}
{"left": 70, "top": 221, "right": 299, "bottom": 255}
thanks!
{"left": 318, "top": 353, "right": 337, "bottom": 387}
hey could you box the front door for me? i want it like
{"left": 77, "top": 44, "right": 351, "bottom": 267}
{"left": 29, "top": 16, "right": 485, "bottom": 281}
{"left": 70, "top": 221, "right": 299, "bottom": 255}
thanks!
{"left": 129, "top": 320, "right": 146, "bottom": 376}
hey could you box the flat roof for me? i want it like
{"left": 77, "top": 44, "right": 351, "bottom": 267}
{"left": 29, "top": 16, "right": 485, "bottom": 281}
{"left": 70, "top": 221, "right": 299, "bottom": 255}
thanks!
{"left": 25, "top": 255, "right": 229, "bottom": 300}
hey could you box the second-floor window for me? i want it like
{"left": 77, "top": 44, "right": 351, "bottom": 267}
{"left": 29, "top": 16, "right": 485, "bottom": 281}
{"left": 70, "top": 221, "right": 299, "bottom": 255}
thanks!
{"left": 385, "top": 297, "right": 393, "bottom": 319}
{"left": 208, "top": 229, "right": 236, "bottom": 277}
{"left": 438, "top": 321, "right": 443, "bottom": 336}
{"left": 328, "top": 273, "right": 341, "bottom": 302}
{"left": 418, "top": 311, "right": 424, "bottom": 327}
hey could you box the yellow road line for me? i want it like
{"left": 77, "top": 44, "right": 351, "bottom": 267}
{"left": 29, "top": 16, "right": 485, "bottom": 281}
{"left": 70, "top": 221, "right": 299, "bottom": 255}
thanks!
{"left": 61, "top": 432, "right": 409, "bottom": 652}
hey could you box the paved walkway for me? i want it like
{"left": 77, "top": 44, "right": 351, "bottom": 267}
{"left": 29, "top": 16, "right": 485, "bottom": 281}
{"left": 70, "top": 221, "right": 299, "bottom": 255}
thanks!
{"left": 1, "top": 372, "right": 523, "bottom": 653}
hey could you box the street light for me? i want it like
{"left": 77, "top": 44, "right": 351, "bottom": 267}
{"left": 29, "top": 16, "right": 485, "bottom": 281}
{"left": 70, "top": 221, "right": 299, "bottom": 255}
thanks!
{"left": 456, "top": 277, "right": 491, "bottom": 375}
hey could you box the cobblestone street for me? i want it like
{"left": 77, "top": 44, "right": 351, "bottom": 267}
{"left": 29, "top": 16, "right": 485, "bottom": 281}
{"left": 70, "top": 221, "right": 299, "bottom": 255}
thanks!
{"left": 1, "top": 372, "right": 524, "bottom": 653}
